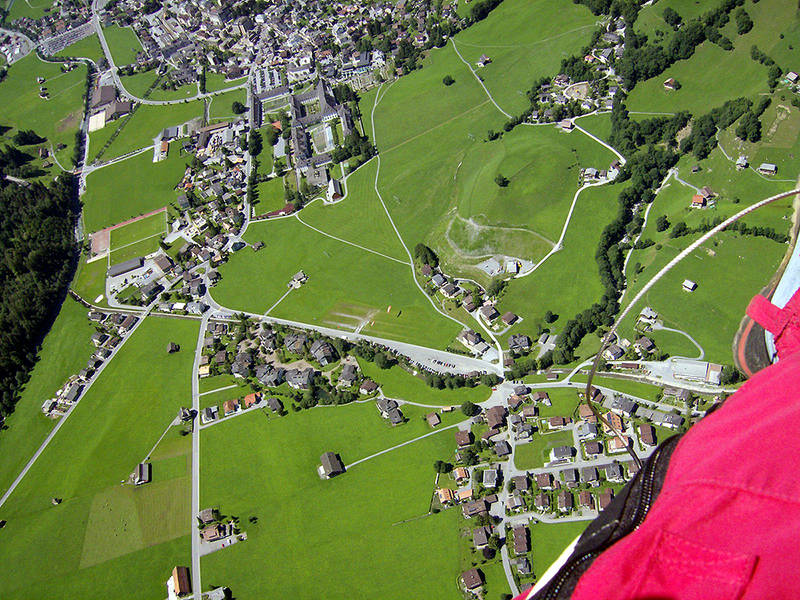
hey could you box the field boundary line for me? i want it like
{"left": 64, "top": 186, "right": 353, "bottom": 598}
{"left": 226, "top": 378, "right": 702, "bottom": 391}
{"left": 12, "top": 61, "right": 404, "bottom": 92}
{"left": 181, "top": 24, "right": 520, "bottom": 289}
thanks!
{"left": 109, "top": 231, "right": 163, "bottom": 254}
{"left": 451, "top": 39, "right": 512, "bottom": 119}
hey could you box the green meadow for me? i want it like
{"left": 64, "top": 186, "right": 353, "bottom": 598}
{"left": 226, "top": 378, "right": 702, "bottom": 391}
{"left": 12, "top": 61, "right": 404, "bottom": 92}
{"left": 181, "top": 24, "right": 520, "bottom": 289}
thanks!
{"left": 55, "top": 34, "right": 106, "bottom": 64}
{"left": 102, "top": 25, "right": 143, "bottom": 66}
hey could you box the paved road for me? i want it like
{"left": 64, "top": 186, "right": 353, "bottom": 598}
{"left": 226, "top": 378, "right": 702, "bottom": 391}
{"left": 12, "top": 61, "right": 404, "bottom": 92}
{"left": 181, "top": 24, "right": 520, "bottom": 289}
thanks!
{"left": 0, "top": 305, "right": 152, "bottom": 508}
{"left": 345, "top": 421, "right": 465, "bottom": 469}
{"left": 190, "top": 313, "right": 210, "bottom": 599}
{"left": 451, "top": 39, "right": 512, "bottom": 119}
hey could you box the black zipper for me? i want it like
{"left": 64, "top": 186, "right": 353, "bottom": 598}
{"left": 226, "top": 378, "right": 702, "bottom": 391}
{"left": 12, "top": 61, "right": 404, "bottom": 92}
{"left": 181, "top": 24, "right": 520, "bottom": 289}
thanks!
{"left": 539, "top": 444, "right": 667, "bottom": 600}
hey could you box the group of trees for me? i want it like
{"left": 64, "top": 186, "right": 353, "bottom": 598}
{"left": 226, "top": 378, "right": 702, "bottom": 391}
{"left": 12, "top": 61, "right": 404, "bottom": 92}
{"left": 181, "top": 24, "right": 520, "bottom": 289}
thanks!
{"left": 330, "top": 129, "right": 375, "bottom": 168}
{"left": 680, "top": 97, "right": 753, "bottom": 158}
{"left": 669, "top": 217, "right": 788, "bottom": 243}
{"left": 0, "top": 167, "right": 79, "bottom": 419}
{"left": 469, "top": 0, "right": 503, "bottom": 23}
{"left": 414, "top": 243, "right": 439, "bottom": 267}
{"left": 609, "top": 102, "right": 690, "bottom": 156}
{"left": 750, "top": 45, "right": 784, "bottom": 91}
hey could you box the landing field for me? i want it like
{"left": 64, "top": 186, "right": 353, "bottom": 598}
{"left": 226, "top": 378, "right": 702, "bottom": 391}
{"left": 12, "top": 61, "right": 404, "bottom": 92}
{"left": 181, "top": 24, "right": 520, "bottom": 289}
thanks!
{"left": 0, "top": 53, "right": 86, "bottom": 166}
{"left": 5, "top": 0, "right": 49, "bottom": 20}
{"left": 0, "top": 317, "right": 197, "bottom": 600}
{"left": 82, "top": 150, "right": 188, "bottom": 232}
{"left": 211, "top": 218, "right": 463, "bottom": 350}
{"left": 200, "top": 403, "right": 472, "bottom": 600}
{"left": 102, "top": 24, "right": 143, "bottom": 66}
{"left": 0, "top": 297, "right": 95, "bottom": 494}
{"left": 452, "top": 0, "right": 596, "bottom": 115}
{"left": 208, "top": 88, "right": 247, "bottom": 122}
{"left": 110, "top": 210, "right": 167, "bottom": 249}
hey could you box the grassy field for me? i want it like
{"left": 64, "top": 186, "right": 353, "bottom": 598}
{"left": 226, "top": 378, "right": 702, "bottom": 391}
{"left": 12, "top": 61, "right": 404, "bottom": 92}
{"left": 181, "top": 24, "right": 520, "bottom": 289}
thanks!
{"left": 5, "top": 0, "right": 50, "bottom": 20}
{"left": 208, "top": 88, "right": 247, "bottom": 122}
{"left": 102, "top": 25, "right": 143, "bottom": 66}
{"left": 530, "top": 520, "right": 588, "bottom": 579}
{"left": 0, "top": 53, "right": 86, "bottom": 167}
{"left": 89, "top": 101, "right": 203, "bottom": 161}
{"left": 253, "top": 177, "right": 285, "bottom": 213}
{"left": 111, "top": 211, "right": 167, "bottom": 248}
{"left": 211, "top": 218, "right": 463, "bottom": 350}
{"left": 200, "top": 403, "right": 469, "bottom": 600}
{"left": 0, "top": 297, "right": 95, "bottom": 494}
{"left": 0, "top": 316, "right": 197, "bottom": 599}
{"left": 83, "top": 150, "right": 189, "bottom": 232}
{"left": 628, "top": 0, "right": 800, "bottom": 115}
{"left": 356, "top": 358, "right": 490, "bottom": 406}
{"left": 205, "top": 71, "right": 248, "bottom": 93}
{"left": 72, "top": 255, "right": 109, "bottom": 304}
{"left": 120, "top": 70, "right": 198, "bottom": 102}
{"left": 569, "top": 375, "right": 664, "bottom": 402}
{"left": 452, "top": 0, "right": 596, "bottom": 115}
{"left": 55, "top": 34, "right": 105, "bottom": 64}
{"left": 109, "top": 235, "right": 162, "bottom": 264}
{"left": 514, "top": 429, "right": 574, "bottom": 470}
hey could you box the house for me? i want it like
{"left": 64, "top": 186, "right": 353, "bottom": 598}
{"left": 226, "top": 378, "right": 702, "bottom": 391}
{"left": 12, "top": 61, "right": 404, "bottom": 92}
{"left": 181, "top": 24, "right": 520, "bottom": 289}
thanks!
{"left": 231, "top": 353, "right": 253, "bottom": 378}
{"left": 531, "top": 391, "right": 551, "bottom": 405}
{"left": 243, "top": 393, "right": 260, "bottom": 408}
{"left": 223, "top": 399, "right": 239, "bottom": 416}
{"left": 602, "top": 411, "right": 625, "bottom": 435}
{"left": 558, "top": 491, "right": 574, "bottom": 512}
{"left": 736, "top": 155, "right": 748, "bottom": 170}
{"left": 289, "top": 270, "right": 308, "bottom": 288}
{"left": 579, "top": 490, "right": 594, "bottom": 509}
{"left": 562, "top": 468, "right": 580, "bottom": 487}
{"left": 477, "top": 54, "right": 492, "bottom": 67}
{"left": 508, "top": 334, "right": 531, "bottom": 354}
{"left": 473, "top": 525, "right": 491, "bottom": 548}
{"left": 339, "top": 364, "right": 357, "bottom": 386}
{"left": 286, "top": 368, "right": 315, "bottom": 390}
{"left": 580, "top": 466, "right": 599, "bottom": 484}
{"left": 118, "top": 315, "right": 138, "bottom": 334}
{"left": 284, "top": 332, "right": 307, "bottom": 354}
{"left": 634, "top": 337, "right": 656, "bottom": 354}
{"left": 201, "top": 523, "right": 228, "bottom": 542}
{"left": 454, "top": 466, "right": 470, "bottom": 484}
{"left": 663, "top": 77, "right": 677, "bottom": 90}
{"left": 486, "top": 405, "right": 507, "bottom": 429}
{"left": 757, "top": 163, "right": 777, "bottom": 175}
{"left": 559, "top": 119, "right": 574, "bottom": 131}
{"left": 319, "top": 452, "right": 345, "bottom": 478}
{"left": 603, "top": 344, "right": 625, "bottom": 360}
{"left": 576, "top": 422, "right": 598, "bottom": 440}
{"left": 359, "top": 379, "right": 378, "bottom": 395}
{"left": 549, "top": 416, "right": 568, "bottom": 429}
{"left": 584, "top": 441, "right": 603, "bottom": 456}
{"left": 462, "top": 499, "right": 488, "bottom": 518}
{"left": 535, "top": 472, "right": 554, "bottom": 490}
{"left": 513, "top": 525, "right": 530, "bottom": 554}
{"left": 426, "top": 412, "right": 441, "bottom": 427}
{"left": 598, "top": 488, "right": 614, "bottom": 509}
{"left": 480, "top": 305, "right": 500, "bottom": 323}
{"left": 309, "top": 339, "right": 337, "bottom": 365}
{"left": 507, "top": 395, "right": 523, "bottom": 411}
{"left": 610, "top": 397, "right": 637, "bottom": 417}
{"left": 135, "top": 462, "right": 151, "bottom": 485}
{"left": 507, "top": 491, "right": 524, "bottom": 512}
{"left": 501, "top": 311, "right": 518, "bottom": 326}
{"left": 440, "top": 282, "right": 459, "bottom": 298}
{"left": 691, "top": 194, "right": 706, "bottom": 208}
{"left": 605, "top": 462, "right": 625, "bottom": 482}
{"left": 494, "top": 440, "right": 511, "bottom": 457}
{"left": 482, "top": 468, "right": 499, "bottom": 488}
{"left": 534, "top": 493, "right": 550, "bottom": 510}
{"left": 461, "top": 568, "right": 483, "bottom": 592}
{"left": 609, "top": 435, "right": 631, "bottom": 452}
{"left": 168, "top": 566, "right": 192, "bottom": 599}
{"left": 431, "top": 273, "right": 446, "bottom": 288}
{"left": 515, "top": 557, "right": 532, "bottom": 575}
{"left": 682, "top": 279, "right": 698, "bottom": 292}
{"left": 198, "top": 508, "right": 217, "bottom": 524}
{"left": 437, "top": 488, "right": 455, "bottom": 505}
{"left": 91, "top": 332, "right": 109, "bottom": 347}
{"left": 522, "top": 405, "right": 538, "bottom": 420}
{"left": 201, "top": 406, "right": 218, "bottom": 424}
{"left": 639, "top": 423, "right": 657, "bottom": 446}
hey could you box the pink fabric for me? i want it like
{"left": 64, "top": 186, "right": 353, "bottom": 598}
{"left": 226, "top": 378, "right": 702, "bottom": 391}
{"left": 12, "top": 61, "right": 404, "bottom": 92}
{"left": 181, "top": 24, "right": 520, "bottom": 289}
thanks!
{"left": 520, "top": 289, "right": 800, "bottom": 600}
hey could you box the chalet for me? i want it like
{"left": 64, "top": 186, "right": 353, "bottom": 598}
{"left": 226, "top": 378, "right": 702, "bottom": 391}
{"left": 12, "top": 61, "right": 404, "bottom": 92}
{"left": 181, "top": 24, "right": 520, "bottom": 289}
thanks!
{"left": 454, "top": 466, "right": 470, "bottom": 483}
{"left": 558, "top": 491, "right": 574, "bottom": 513}
{"left": 639, "top": 423, "right": 657, "bottom": 446}
{"left": 757, "top": 163, "right": 777, "bottom": 176}
{"left": 461, "top": 568, "right": 483, "bottom": 592}
{"left": 609, "top": 435, "right": 631, "bottom": 452}
{"left": 691, "top": 194, "right": 707, "bottom": 208}
{"left": 562, "top": 468, "right": 580, "bottom": 487}
{"left": 91, "top": 332, "right": 109, "bottom": 347}
{"left": 135, "top": 462, "right": 152, "bottom": 485}
{"left": 426, "top": 412, "right": 441, "bottom": 427}
{"left": 201, "top": 406, "right": 218, "bottom": 424}
{"left": 584, "top": 441, "right": 603, "bottom": 456}
{"left": 359, "top": 379, "right": 378, "bottom": 395}
{"left": 494, "top": 440, "right": 511, "bottom": 457}
{"left": 603, "top": 344, "right": 625, "bottom": 360}
{"left": 549, "top": 416, "right": 568, "bottom": 429}
{"left": 508, "top": 334, "right": 531, "bottom": 354}
{"left": 598, "top": 488, "right": 614, "bottom": 510}
{"left": 534, "top": 493, "right": 550, "bottom": 510}
{"left": 456, "top": 430, "right": 473, "bottom": 448}
{"left": 579, "top": 491, "right": 594, "bottom": 509}
{"left": 339, "top": 364, "right": 357, "bottom": 387}
{"left": 513, "top": 525, "right": 529, "bottom": 554}
{"left": 376, "top": 397, "right": 399, "bottom": 417}
{"left": 223, "top": 399, "right": 239, "bottom": 416}
{"left": 736, "top": 155, "right": 748, "bottom": 170}
{"left": 634, "top": 337, "right": 656, "bottom": 354}
{"left": 605, "top": 462, "right": 625, "bottom": 482}
{"left": 440, "top": 282, "right": 459, "bottom": 298}
{"left": 309, "top": 339, "right": 336, "bottom": 365}
{"left": 118, "top": 315, "right": 138, "bottom": 334}
{"left": 552, "top": 445, "right": 575, "bottom": 462}
{"left": 198, "top": 508, "right": 217, "bottom": 524}
{"left": 462, "top": 499, "right": 488, "bottom": 518}
{"left": 535, "top": 472, "right": 554, "bottom": 490}
{"left": 580, "top": 466, "right": 599, "bottom": 484}
{"left": 437, "top": 488, "right": 455, "bottom": 505}
{"left": 457, "top": 488, "right": 474, "bottom": 504}
{"left": 682, "top": 279, "right": 698, "bottom": 292}
{"left": 431, "top": 273, "right": 446, "bottom": 288}
{"left": 477, "top": 54, "right": 492, "bottom": 67}
{"left": 486, "top": 405, "right": 507, "bottom": 429}
{"left": 473, "top": 526, "right": 491, "bottom": 548}
{"left": 243, "top": 393, "right": 260, "bottom": 408}
{"left": 266, "top": 397, "right": 284, "bottom": 413}
{"left": 559, "top": 119, "right": 574, "bottom": 131}
{"left": 284, "top": 332, "right": 307, "bottom": 354}
{"left": 610, "top": 397, "right": 637, "bottom": 417}
{"left": 479, "top": 305, "right": 500, "bottom": 323}
{"left": 286, "top": 368, "right": 315, "bottom": 390}
{"left": 507, "top": 395, "right": 523, "bottom": 411}
{"left": 201, "top": 523, "right": 227, "bottom": 542}
{"left": 515, "top": 557, "right": 532, "bottom": 576}
{"left": 603, "top": 411, "right": 625, "bottom": 434}
{"left": 289, "top": 270, "right": 308, "bottom": 288}
{"left": 531, "top": 391, "right": 551, "bottom": 405}
{"left": 576, "top": 422, "right": 598, "bottom": 440}
{"left": 663, "top": 77, "right": 677, "bottom": 90}
{"left": 501, "top": 311, "right": 518, "bottom": 326}
{"left": 319, "top": 452, "right": 345, "bottom": 478}
{"left": 522, "top": 405, "right": 538, "bottom": 420}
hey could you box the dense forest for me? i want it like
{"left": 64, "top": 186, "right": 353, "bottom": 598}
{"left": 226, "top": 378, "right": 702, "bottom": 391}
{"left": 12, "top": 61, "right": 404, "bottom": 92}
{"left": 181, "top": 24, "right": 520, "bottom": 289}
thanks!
{"left": 0, "top": 145, "right": 79, "bottom": 419}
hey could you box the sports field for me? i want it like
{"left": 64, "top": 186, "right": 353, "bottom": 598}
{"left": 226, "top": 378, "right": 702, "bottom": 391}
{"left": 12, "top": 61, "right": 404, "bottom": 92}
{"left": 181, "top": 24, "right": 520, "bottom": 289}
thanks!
{"left": 0, "top": 53, "right": 86, "bottom": 166}
{"left": 200, "top": 403, "right": 474, "bottom": 600}
{"left": 102, "top": 25, "right": 143, "bottom": 66}
{"left": 0, "top": 317, "right": 197, "bottom": 599}
{"left": 82, "top": 150, "right": 188, "bottom": 232}
{"left": 110, "top": 210, "right": 167, "bottom": 248}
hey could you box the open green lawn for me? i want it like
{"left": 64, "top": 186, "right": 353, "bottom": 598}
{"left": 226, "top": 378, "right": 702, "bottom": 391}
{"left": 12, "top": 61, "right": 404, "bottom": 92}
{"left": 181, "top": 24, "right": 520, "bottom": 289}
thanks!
{"left": 102, "top": 25, "right": 143, "bottom": 66}
{"left": 83, "top": 150, "right": 189, "bottom": 232}
{"left": 109, "top": 234, "right": 162, "bottom": 264}
{"left": 111, "top": 211, "right": 167, "bottom": 248}
{"left": 569, "top": 375, "right": 664, "bottom": 402}
{"left": 514, "top": 429, "right": 575, "bottom": 470}
{"left": 628, "top": 0, "right": 800, "bottom": 115}
{"left": 72, "top": 255, "right": 109, "bottom": 304}
{"left": 54, "top": 33, "right": 105, "bottom": 64}
{"left": 452, "top": 0, "right": 596, "bottom": 115}
{"left": 205, "top": 71, "right": 248, "bottom": 93}
{"left": 0, "top": 297, "right": 95, "bottom": 494}
{"left": 0, "top": 53, "right": 86, "bottom": 167}
{"left": 208, "top": 88, "right": 247, "bottom": 122}
{"left": 253, "top": 177, "right": 285, "bottom": 213}
{"left": 119, "top": 70, "right": 159, "bottom": 98}
{"left": 6, "top": 0, "right": 51, "bottom": 20}
{"left": 356, "top": 358, "right": 490, "bottom": 406}
{"left": 530, "top": 520, "right": 588, "bottom": 580}
{"left": 211, "top": 218, "right": 462, "bottom": 350}
{"left": 89, "top": 100, "right": 203, "bottom": 161}
{"left": 200, "top": 402, "right": 469, "bottom": 600}
{"left": 0, "top": 316, "right": 197, "bottom": 599}
{"left": 120, "top": 70, "right": 200, "bottom": 101}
